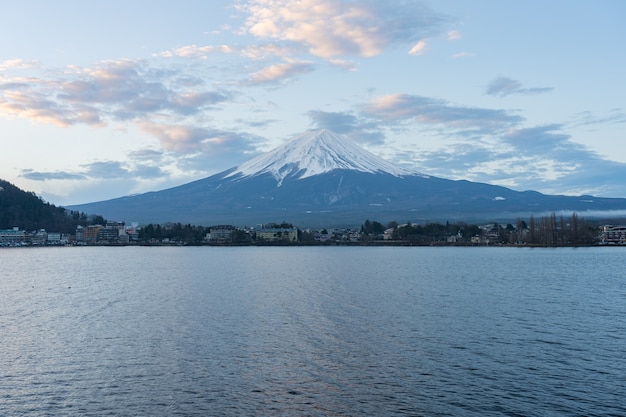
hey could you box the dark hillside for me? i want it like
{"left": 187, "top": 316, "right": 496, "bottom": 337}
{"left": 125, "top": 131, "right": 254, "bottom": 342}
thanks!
{"left": 0, "top": 179, "right": 100, "bottom": 233}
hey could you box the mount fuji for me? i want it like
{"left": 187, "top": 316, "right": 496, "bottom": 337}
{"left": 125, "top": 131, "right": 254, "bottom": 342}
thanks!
{"left": 69, "top": 129, "right": 626, "bottom": 226}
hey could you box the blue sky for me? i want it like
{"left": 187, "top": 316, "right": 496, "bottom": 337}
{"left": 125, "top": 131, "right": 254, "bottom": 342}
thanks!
{"left": 1, "top": 0, "right": 625, "bottom": 205}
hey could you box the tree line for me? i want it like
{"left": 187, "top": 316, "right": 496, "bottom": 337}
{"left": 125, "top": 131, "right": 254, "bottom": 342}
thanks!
{"left": 137, "top": 212, "right": 602, "bottom": 246}
{"left": 0, "top": 179, "right": 105, "bottom": 233}
{"left": 360, "top": 212, "right": 599, "bottom": 246}
{"left": 140, "top": 223, "right": 210, "bottom": 243}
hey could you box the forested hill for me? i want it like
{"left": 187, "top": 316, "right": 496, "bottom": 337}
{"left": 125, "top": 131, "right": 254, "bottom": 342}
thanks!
{"left": 0, "top": 179, "right": 103, "bottom": 233}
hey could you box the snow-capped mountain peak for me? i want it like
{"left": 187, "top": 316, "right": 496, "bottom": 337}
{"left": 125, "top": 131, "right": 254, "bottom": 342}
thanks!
{"left": 226, "top": 129, "right": 416, "bottom": 184}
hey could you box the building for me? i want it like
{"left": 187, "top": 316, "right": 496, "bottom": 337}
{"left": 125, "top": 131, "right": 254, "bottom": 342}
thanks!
{"left": 81, "top": 225, "right": 102, "bottom": 244}
{"left": 256, "top": 227, "right": 298, "bottom": 242}
{"left": 0, "top": 228, "right": 26, "bottom": 246}
{"left": 75, "top": 225, "right": 84, "bottom": 242}
{"left": 46, "top": 232, "right": 63, "bottom": 244}
{"left": 96, "top": 222, "right": 128, "bottom": 244}
{"left": 207, "top": 225, "right": 235, "bottom": 243}
{"left": 602, "top": 225, "right": 626, "bottom": 244}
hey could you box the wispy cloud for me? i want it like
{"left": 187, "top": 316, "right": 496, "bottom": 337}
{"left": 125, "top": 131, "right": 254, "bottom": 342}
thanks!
{"left": 447, "top": 30, "right": 462, "bottom": 41}
{"left": 138, "top": 123, "right": 216, "bottom": 153}
{"left": 157, "top": 44, "right": 236, "bottom": 59}
{"left": 244, "top": 59, "right": 315, "bottom": 85}
{"left": 240, "top": 44, "right": 300, "bottom": 60}
{"left": 452, "top": 51, "right": 475, "bottom": 59}
{"left": 82, "top": 161, "right": 138, "bottom": 179}
{"left": 399, "top": 123, "right": 626, "bottom": 197}
{"left": 486, "top": 76, "right": 553, "bottom": 97}
{"left": 363, "top": 93, "right": 523, "bottom": 134}
{"left": 138, "top": 121, "right": 261, "bottom": 160}
{"left": 20, "top": 160, "right": 165, "bottom": 182}
{"left": 408, "top": 41, "right": 427, "bottom": 56}
{"left": 308, "top": 110, "right": 359, "bottom": 133}
{"left": 20, "top": 169, "right": 87, "bottom": 181}
{"left": 308, "top": 109, "right": 385, "bottom": 145}
{"left": 568, "top": 109, "right": 626, "bottom": 128}
{"left": 237, "top": 0, "right": 446, "bottom": 59}
{"left": 0, "top": 59, "right": 40, "bottom": 70}
{"left": 502, "top": 124, "right": 579, "bottom": 156}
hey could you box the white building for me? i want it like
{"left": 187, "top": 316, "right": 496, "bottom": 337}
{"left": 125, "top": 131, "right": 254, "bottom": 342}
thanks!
{"left": 602, "top": 225, "right": 626, "bottom": 244}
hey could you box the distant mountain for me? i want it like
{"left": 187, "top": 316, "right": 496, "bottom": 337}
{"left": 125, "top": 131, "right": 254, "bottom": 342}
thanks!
{"left": 68, "top": 129, "right": 626, "bottom": 227}
{"left": 0, "top": 179, "right": 97, "bottom": 232}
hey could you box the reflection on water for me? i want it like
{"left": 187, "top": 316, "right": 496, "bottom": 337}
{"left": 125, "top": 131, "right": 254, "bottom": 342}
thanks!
{"left": 1, "top": 246, "right": 625, "bottom": 416}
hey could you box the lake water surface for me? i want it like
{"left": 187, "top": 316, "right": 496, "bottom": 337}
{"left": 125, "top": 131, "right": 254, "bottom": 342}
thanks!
{"left": 1, "top": 246, "right": 625, "bottom": 416}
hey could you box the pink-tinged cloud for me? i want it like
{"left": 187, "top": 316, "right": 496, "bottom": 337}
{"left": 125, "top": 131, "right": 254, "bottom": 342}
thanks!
{"left": 452, "top": 51, "right": 476, "bottom": 59}
{"left": 408, "top": 40, "right": 427, "bottom": 56}
{"left": 238, "top": 0, "right": 446, "bottom": 59}
{"left": 139, "top": 122, "right": 208, "bottom": 152}
{"left": 0, "top": 89, "right": 87, "bottom": 127}
{"left": 158, "top": 44, "right": 236, "bottom": 59}
{"left": 137, "top": 121, "right": 264, "bottom": 172}
{"left": 0, "top": 59, "right": 231, "bottom": 128}
{"left": 0, "top": 59, "right": 40, "bottom": 70}
{"left": 246, "top": 59, "right": 315, "bottom": 85}
{"left": 240, "top": 44, "right": 299, "bottom": 60}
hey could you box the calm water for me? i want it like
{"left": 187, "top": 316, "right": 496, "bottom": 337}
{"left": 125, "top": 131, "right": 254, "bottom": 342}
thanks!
{"left": 1, "top": 246, "right": 625, "bottom": 416}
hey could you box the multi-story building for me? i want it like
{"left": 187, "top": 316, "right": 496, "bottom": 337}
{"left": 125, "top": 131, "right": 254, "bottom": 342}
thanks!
{"left": 0, "top": 228, "right": 26, "bottom": 246}
{"left": 256, "top": 227, "right": 298, "bottom": 242}
{"left": 82, "top": 225, "right": 102, "bottom": 244}
{"left": 75, "top": 225, "right": 84, "bottom": 242}
{"left": 602, "top": 225, "right": 626, "bottom": 244}
{"left": 207, "top": 225, "right": 235, "bottom": 243}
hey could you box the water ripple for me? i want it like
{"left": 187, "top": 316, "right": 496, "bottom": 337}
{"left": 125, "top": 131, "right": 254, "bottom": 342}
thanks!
{"left": 1, "top": 246, "right": 625, "bottom": 416}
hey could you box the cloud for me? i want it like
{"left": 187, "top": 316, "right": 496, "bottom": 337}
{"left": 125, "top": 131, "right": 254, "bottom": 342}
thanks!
{"left": 502, "top": 124, "right": 579, "bottom": 156}
{"left": 447, "top": 30, "right": 462, "bottom": 40}
{"left": 363, "top": 93, "right": 523, "bottom": 134}
{"left": 408, "top": 41, "right": 427, "bottom": 56}
{"left": 237, "top": 0, "right": 446, "bottom": 59}
{"left": 139, "top": 122, "right": 213, "bottom": 152}
{"left": 0, "top": 59, "right": 233, "bottom": 127}
{"left": 157, "top": 44, "right": 236, "bottom": 59}
{"left": 62, "top": 60, "right": 232, "bottom": 117}
{"left": 568, "top": 109, "right": 626, "bottom": 128}
{"left": 128, "top": 149, "right": 166, "bottom": 163}
{"left": 20, "top": 169, "right": 87, "bottom": 181}
{"left": 138, "top": 121, "right": 262, "bottom": 163}
{"left": 0, "top": 59, "right": 40, "bottom": 70}
{"left": 327, "top": 58, "right": 358, "bottom": 71}
{"left": 452, "top": 51, "right": 475, "bottom": 59}
{"left": 401, "top": 123, "right": 626, "bottom": 198}
{"left": 486, "top": 76, "right": 553, "bottom": 97}
{"left": 307, "top": 109, "right": 385, "bottom": 145}
{"left": 0, "top": 79, "right": 98, "bottom": 127}
{"left": 83, "top": 161, "right": 133, "bottom": 179}
{"left": 308, "top": 110, "right": 359, "bottom": 133}
{"left": 168, "top": 129, "right": 266, "bottom": 173}
{"left": 240, "top": 44, "right": 299, "bottom": 60}
{"left": 20, "top": 160, "right": 166, "bottom": 183}
{"left": 245, "top": 59, "right": 315, "bottom": 85}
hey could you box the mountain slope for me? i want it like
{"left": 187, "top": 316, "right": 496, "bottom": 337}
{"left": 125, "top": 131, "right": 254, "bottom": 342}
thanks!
{"left": 0, "top": 179, "right": 95, "bottom": 232}
{"left": 67, "top": 129, "right": 626, "bottom": 226}
{"left": 227, "top": 129, "right": 415, "bottom": 184}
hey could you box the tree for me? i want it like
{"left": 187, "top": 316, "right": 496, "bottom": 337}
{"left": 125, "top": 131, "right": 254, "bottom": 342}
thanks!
{"left": 529, "top": 215, "right": 536, "bottom": 244}
{"left": 361, "top": 219, "right": 384, "bottom": 236}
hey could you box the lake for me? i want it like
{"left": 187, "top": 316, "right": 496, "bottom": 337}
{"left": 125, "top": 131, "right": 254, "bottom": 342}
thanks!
{"left": 1, "top": 246, "right": 625, "bottom": 416}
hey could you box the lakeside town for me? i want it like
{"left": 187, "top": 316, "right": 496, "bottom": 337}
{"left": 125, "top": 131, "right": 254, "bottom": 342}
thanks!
{"left": 2, "top": 216, "right": 626, "bottom": 247}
